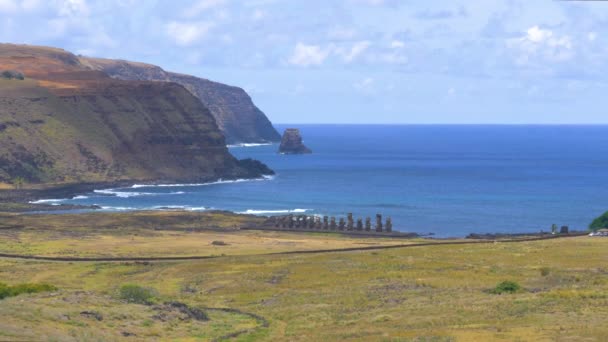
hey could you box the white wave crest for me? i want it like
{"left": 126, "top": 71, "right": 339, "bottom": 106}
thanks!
{"left": 72, "top": 195, "right": 89, "bottom": 200}
{"left": 29, "top": 198, "right": 64, "bottom": 205}
{"left": 93, "top": 189, "right": 185, "bottom": 198}
{"left": 131, "top": 176, "right": 274, "bottom": 189}
{"left": 99, "top": 206, "right": 137, "bottom": 211}
{"left": 151, "top": 205, "right": 207, "bottom": 211}
{"left": 227, "top": 143, "right": 273, "bottom": 148}
{"left": 238, "top": 208, "right": 311, "bottom": 215}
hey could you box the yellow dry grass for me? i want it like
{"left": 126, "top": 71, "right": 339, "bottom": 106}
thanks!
{"left": 0, "top": 212, "right": 606, "bottom": 341}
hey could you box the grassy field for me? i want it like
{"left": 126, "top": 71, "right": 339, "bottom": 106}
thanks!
{"left": 0, "top": 212, "right": 607, "bottom": 341}
{"left": 0, "top": 211, "right": 413, "bottom": 258}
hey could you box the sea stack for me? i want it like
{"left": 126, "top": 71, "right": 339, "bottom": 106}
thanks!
{"left": 278, "top": 128, "right": 312, "bottom": 154}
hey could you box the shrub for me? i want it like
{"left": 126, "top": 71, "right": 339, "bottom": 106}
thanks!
{"left": 1, "top": 70, "right": 25, "bottom": 80}
{"left": 118, "top": 284, "right": 156, "bottom": 305}
{"left": 539, "top": 267, "right": 551, "bottom": 277}
{"left": 490, "top": 281, "right": 522, "bottom": 294}
{"left": 0, "top": 282, "right": 57, "bottom": 299}
{"left": 589, "top": 211, "right": 608, "bottom": 231}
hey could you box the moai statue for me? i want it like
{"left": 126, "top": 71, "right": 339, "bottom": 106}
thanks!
{"left": 347, "top": 213, "right": 354, "bottom": 231}
{"left": 330, "top": 217, "right": 337, "bottom": 230}
{"left": 365, "top": 217, "right": 371, "bottom": 231}
{"left": 385, "top": 217, "right": 393, "bottom": 233}
{"left": 356, "top": 218, "right": 363, "bottom": 231}
{"left": 294, "top": 215, "right": 301, "bottom": 228}
{"left": 303, "top": 216, "right": 309, "bottom": 229}
{"left": 288, "top": 214, "right": 294, "bottom": 228}
{"left": 338, "top": 218, "right": 345, "bottom": 230}
{"left": 560, "top": 225, "right": 569, "bottom": 234}
{"left": 309, "top": 216, "right": 316, "bottom": 229}
{"left": 316, "top": 217, "right": 322, "bottom": 229}
{"left": 551, "top": 224, "right": 558, "bottom": 234}
{"left": 273, "top": 217, "right": 280, "bottom": 228}
{"left": 281, "top": 217, "right": 287, "bottom": 228}
{"left": 375, "top": 214, "right": 383, "bottom": 232}
{"left": 323, "top": 216, "right": 329, "bottom": 230}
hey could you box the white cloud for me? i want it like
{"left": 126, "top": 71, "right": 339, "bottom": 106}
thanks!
{"left": 21, "top": 0, "right": 42, "bottom": 11}
{"left": 338, "top": 41, "right": 370, "bottom": 63}
{"left": 184, "top": 0, "right": 226, "bottom": 17}
{"left": 166, "top": 21, "right": 214, "bottom": 46}
{"left": 288, "top": 42, "right": 333, "bottom": 67}
{"left": 353, "top": 77, "right": 375, "bottom": 93}
{"left": 588, "top": 32, "right": 597, "bottom": 42}
{"left": 56, "top": 0, "right": 89, "bottom": 17}
{"left": 327, "top": 27, "right": 357, "bottom": 40}
{"left": 252, "top": 8, "right": 266, "bottom": 21}
{"left": 390, "top": 40, "right": 404, "bottom": 49}
{"left": 0, "top": 0, "right": 17, "bottom": 12}
{"left": 508, "top": 26, "right": 573, "bottom": 64}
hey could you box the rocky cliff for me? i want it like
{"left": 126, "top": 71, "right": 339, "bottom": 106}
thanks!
{"left": 0, "top": 44, "right": 272, "bottom": 186}
{"left": 278, "top": 129, "right": 312, "bottom": 154}
{"left": 80, "top": 57, "right": 281, "bottom": 144}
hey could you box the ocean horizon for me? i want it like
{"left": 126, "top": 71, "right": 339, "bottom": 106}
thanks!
{"left": 44, "top": 124, "right": 608, "bottom": 237}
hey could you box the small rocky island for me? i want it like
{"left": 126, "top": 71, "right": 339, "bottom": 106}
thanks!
{"left": 278, "top": 128, "right": 312, "bottom": 154}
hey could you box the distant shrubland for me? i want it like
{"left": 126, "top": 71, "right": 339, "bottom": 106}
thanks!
{"left": 590, "top": 211, "right": 608, "bottom": 231}
{"left": 1, "top": 70, "right": 24, "bottom": 80}
{"left": 0, "top": 282, "right": 56, "bottom": 299}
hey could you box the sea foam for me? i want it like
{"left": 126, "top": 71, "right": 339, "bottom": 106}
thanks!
{"left": 238, "top": 208, "right": 311, "bottom": 215}
{"left": 130, "top": 175, "right": 274, "bottom": 189}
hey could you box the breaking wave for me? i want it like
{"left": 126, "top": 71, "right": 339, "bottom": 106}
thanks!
{"left": 29, "top": 198, "right": 63, "bottom": 205}
{"left": 93, "top": 189, "right": 185, "bottom": 198}
{"left": 130, "top": 175, "right": 274, "bottom": 189}
{"left": 227, "top": 143, "right": 273, "bottom": 148}
{"left": 238, "top": 208, "right": 311, "bottom": 215}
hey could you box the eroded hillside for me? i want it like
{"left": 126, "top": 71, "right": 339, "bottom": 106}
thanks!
{"left": 80, "top": 57, "right": 281, "bottom": 144}
{"left": 0, "top": 44, "right": 271, "bottom": 186}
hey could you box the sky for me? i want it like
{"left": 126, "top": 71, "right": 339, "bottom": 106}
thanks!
{"left": 1, "top": 0, "right": 608, "bottom": 124}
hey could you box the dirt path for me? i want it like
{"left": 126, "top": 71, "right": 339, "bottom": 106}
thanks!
{"left": 0, "top": 232, "right": 587, "bottom": 262}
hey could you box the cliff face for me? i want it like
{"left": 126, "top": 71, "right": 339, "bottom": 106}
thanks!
{"left": 0, "top": 44, "right": 271, "bottom": 185}
{"left": 80, "top": 57, "right": 281, "bottom": 144}
{"left": 278, "top": 129, "right": 312, "bottom": 154}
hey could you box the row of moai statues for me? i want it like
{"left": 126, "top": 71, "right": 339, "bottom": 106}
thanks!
{"left": 267, "top": 213, "right": 392, "bottom": 233}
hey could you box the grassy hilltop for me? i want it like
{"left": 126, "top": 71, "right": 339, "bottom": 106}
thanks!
{"left": 0, "top": 212, "right": 606, "bottom": 341}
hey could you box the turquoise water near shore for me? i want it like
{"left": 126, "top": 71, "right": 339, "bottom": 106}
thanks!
{"left": 47, "top": 125, "right": 608, "bottom": 237}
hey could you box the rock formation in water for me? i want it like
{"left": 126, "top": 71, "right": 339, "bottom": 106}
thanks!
{"left": 0, "top": 44, "right": 273, "bottom": 186}
{"left": 278, "top": 129, "right": 312, "bottom": 154}
{"left": 79, "top": 57, "right": 281, "bottom": 144}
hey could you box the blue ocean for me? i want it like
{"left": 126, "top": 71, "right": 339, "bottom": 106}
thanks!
{"left": 44, "top": 125, "right": 608, "bottom": 237}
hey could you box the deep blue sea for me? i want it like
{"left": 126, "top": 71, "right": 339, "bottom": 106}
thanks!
{"left": 41, "top": 125, "right": 608, "bottom": 237}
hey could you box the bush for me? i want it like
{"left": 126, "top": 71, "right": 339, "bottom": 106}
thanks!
{"left": 589, "top": 211, "right": 608, "bottom": 231}
{"left": 490, "top": 281, "right": 522, "bottom": 294}
{"left": 1, "top": 70, "right": 25, "bottom": 80}
{"left": 0, "top": 282, "right": 57, "bottom": 299}
{"left": 539, "top": 267, "right": 551, "bottom": 277}
{"left": 118, "top": 284, "right": 157, "bottom": 305}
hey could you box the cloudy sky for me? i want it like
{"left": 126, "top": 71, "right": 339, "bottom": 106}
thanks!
{"left": 1, "top": 0, "right": 607, "bottom": 124}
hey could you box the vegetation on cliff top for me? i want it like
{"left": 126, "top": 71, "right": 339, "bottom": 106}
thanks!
{"left": 590, "top": 211, "right": 608, "bottom": 231}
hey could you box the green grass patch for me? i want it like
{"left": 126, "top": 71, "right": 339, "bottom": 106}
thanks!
{"left": 117, "top": 284, "right": 157, "bottom": 305}
{"left": 0, "top": 282, "right": 57, "bottom": 299}
{"left": 489, "top": 280, "right": 522, "bottom": 294}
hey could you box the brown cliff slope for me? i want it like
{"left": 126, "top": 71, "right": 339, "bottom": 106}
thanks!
{"left": 80, "top": 57, "right": 281, "bottom": 144}
{"left": 0, "top": 44, "right": 272, "bottom": 186}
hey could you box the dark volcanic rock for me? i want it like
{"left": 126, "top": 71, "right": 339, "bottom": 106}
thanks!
{"left": 278, "top": 129, "right": 312, "bottom": 154}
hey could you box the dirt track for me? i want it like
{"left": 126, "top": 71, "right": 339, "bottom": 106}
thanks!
{"left": 0, "top": 232, "right": 587, "bottom": 262}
